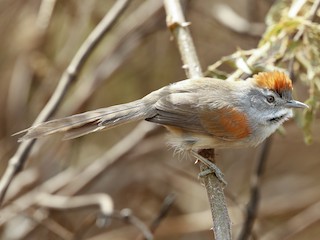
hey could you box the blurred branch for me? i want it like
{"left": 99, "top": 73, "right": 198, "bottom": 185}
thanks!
{"left": 212, "top": 3, "right": 265, "bottom": 37}
{"left": 163, "top": 1, "right": 231, "bottom": 240}
{"left": 27, "top": 208, "right": 74, "bottom": 240}
{"left": 237, "top": 137, "right": 272, "bottom": 240}
{"left": 4, "top": 168, "right": 39, "bottom": 202}
{"left": 35, "top": 193, "right": 113, "bottom": 216}
{"left": 36, "top": 0, "right": 57, "bottom": 32}
{"left": 0, "top": 169, "right": 76, "bottom": 226}
{"left": 149, "top": 193, "right": 175, "bottom": 234}
{"left": 288, "top": 0, "right": 307, "bottom": 17}
{"left": 110, "top": 209, "right": 154, "bottom": 240}
{"left": 0, "top": 0, "right": 131, "bottom": 206}
{"left": 34, "top": 192, "right": 113, "bottom": 239}
{"left": 136, "top": 193, "right": 175, "bottom": 240}
{"left": 7, "top": 0, "right": 57, "bottom": 131}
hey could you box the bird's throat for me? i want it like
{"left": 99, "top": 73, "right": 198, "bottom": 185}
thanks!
{"left": 268, "top": 113, "right": 287, "bottom": 123}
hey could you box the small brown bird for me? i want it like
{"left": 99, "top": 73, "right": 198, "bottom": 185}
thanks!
{"left": 17, "top": 71, "right": 308, "bottom": 182}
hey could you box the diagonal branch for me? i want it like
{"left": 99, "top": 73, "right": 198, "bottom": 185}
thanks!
{"left": 0, "top": 0, "right": 131, "bottom": 206}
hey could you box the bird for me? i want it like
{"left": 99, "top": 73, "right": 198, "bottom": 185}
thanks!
{"left": 16, "top": 71, "right": 308, "bottom": 182}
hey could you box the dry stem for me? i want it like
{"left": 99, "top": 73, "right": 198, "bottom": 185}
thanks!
{"left": 163, "top": 1, "right": 232, "bottom": 239}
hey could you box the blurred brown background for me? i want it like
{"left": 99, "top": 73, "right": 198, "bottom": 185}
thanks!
{"left": 0, "top": 0, "right": 319, "bottom": 239}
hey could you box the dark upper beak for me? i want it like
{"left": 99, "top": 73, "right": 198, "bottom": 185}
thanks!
{"left": 285, "top": 100, "right": 309, "bottom": 109}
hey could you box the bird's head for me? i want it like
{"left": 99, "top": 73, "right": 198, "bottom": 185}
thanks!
{"left": 246, "top": 71, "right": 308, "bottom": 129}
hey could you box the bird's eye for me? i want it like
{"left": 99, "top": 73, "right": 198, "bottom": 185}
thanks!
{"left": 266, "top": 95, "right": 275, "bottom": 103}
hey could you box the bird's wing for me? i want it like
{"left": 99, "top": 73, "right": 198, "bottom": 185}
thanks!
{"left": 146, "top": 92, "right": 206, "bottom": 133}
{"left": 147, "top": 92, "right": 250, "bottom": 140}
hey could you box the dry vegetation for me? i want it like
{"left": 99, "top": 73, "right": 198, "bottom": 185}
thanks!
{"left": 0, "top": 0, "right": 319, "bottom": 239}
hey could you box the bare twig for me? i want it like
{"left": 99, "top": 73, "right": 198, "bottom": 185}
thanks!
{"left": 4, "top": 168, "right": 39, "bottom": 203}
{"left": 212, "top": 3, "right": 264, "bottom": 37}
{"left": 35, "top": 193, "right": 114, "bottom": 216}
{"left": 0, "top": 0, "right": 131, "bottom": 205}
{"left": 163, "top": 0, "right": 202, "bottom": 78}
{"left": 36, "top": 0, "right": 57, "bottom": 32}
{"left": 110, "top": 209, "right": 154, "bottom": 240}
{"left": 136, "top": 193, "right": 175, "bottom": 240}
{"left": 237, "top": 137, "right": 272, "bottom": 240}
{"left": 6, "top": 0, "right": 57, "bottom": 131}
{"left": 163, "top": 1, "right": 231, "bottom": 239}
{"left": 149, "top": 193, "right": 175, "bottom": 234}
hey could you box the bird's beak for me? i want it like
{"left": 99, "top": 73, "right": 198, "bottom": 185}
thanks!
{"left": 285, "top": 100, "right": 309, "bottom": 109}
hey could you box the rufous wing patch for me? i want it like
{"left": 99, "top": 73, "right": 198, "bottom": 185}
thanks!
{"left": 200, "top": 107, "right": 251, "bottom": 140}
{"left": 253, "top": 71, "right": 293, "bottom": 95}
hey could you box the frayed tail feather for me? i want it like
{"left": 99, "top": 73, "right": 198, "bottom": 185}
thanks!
{"left": 15, "top": 99, "right": 153, "bottom": 141}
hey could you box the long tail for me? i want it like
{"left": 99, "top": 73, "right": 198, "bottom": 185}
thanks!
{"left": 17, "top": 99, "right": 155, "bottom": 141}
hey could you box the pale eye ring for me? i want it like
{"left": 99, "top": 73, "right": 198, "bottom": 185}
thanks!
{"left": 266, "top": 95, "right": 275, "bottom": 103}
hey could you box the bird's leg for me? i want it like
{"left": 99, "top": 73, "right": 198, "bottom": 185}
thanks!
{"left": 191, "top": 150, "right": 227, "bottom": 186}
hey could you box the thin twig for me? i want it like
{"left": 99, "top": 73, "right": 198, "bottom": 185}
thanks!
{"left": 237, "top": 137, "right": 272, "bottom": 240}
{"left": 110, "top": 209, "right": 154, "bottom": 240}
{"left": 212, "top": 3, "right": 264, "bottom": 37}
{"left": 136, "top": 193, "right": 175, "bottom": 240}
{"left": 0, "top": 0, "right": 131, "bottom": 206}
{"left": 149, "top": 193, "right": 175, "bottom": 234}
{"left": 36, "top": 0, "right": 57, "bottom": 32}
{"left": 163, "top": 1, "right": 231, "bottom": 239}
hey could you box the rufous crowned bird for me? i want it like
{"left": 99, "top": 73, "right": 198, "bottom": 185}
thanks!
{"left": 17, "top": 71, "right": 308, "bottom": 182}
